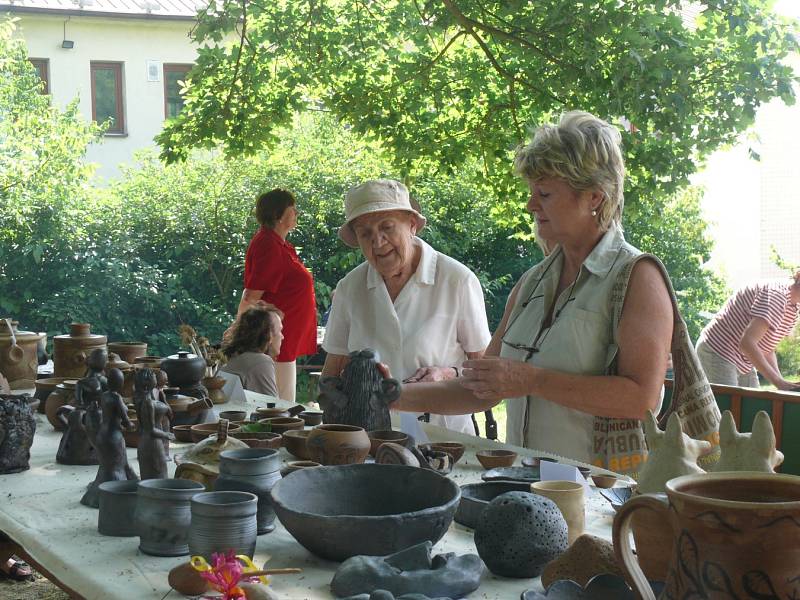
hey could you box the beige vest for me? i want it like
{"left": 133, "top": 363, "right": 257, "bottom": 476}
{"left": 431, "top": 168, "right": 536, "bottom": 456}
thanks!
{"left": 501, "top": 226, "right": 640, "bottom": 462}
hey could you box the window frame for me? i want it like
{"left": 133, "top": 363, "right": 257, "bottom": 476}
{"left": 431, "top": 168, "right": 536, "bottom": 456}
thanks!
{"left": 29, "top": 58, "right": 49, "bottom": 94}
{"left": 90, "top": 61, "right": 125, "bottom": 134}
{"left": 163, "top": 63, "right": 192, "bottom": 119}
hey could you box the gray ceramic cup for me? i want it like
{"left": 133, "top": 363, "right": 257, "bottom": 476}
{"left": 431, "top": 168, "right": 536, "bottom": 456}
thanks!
{"left": 98, "top": 480, "right": 139, "bottom": 537}
{"left": 135, "top": 478, "right": 205, "bottom": 556}
{"left": 215, "top": 448, "right": 282, "bottom": 534}
{"left": 188, "top": 491, "right": 258, "bottom": 559}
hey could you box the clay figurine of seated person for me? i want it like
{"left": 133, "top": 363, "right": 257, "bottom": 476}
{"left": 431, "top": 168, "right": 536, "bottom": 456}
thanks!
{"left": 220, "top": 305, "right": 284, "bottom": 397}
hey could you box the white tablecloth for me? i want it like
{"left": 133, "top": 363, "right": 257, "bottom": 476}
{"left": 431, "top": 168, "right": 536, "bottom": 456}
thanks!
{"left": 0, "top": 391, "right": 620, "bottom": 599}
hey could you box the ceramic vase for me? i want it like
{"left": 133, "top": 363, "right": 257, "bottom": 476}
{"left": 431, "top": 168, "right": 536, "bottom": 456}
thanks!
{"left": 188, "top": 491, "right": 258, "bottom": 559}
{"left": 107, "top": 342, "right": 147, "bottom": 364}
{"left": 615, "top": 472, "right": 800, "bottom": 600}
{"left": 98, "top": 480, "right": 139, "bottom": 537}
{"left": 135, "top": 478, "right": 205, "bottom": 556}
{"left": 306, "top": 424, "right": 371, "bottom": 466}
{"left": 214, "top": 448, "right": 282, "bottom": 534}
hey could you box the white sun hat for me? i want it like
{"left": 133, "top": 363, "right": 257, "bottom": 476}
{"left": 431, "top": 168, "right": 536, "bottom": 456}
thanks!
{"left": 338, "top": 179, "right": 427, "bottom": 247}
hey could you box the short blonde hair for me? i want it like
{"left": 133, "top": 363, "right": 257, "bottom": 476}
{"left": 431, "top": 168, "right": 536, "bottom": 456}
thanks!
{"left": 514, "top": 111, "right": 625, "bottom": 231}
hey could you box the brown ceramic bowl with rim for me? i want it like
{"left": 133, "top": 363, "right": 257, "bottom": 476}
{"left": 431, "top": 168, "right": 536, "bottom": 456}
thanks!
{"left": 233, "top": 434, "right": 283, "bottom": 449}
{"left": 172, "top": 424, "right": 194, "bottom": 443}
{"left": 475, "top": 449, "right": 518, "bottom": 469}
{"left": 298, "top": 410, "right": 324, "bottom": 426}
{"left": 283, "top": 429, "right": 313, "bottom": 460}
{"left": 258, "top": 417, "right": 304, "bottom": 434}
{"left": 591, "top": 473, "right": 618, "bottom": 489}
{"left": 255, "top": 406, "right": 290, "bottom": 419}
{"left": 218, "top": 410, "right": 247, "bottom": 422}
{"left": 190, "top": 422, "right": 240, "bottom": 443}
{"left": 424, "top": 442, "right": 466, "bottom": 464}
{"left": 367, "top": 430, "right": 410, "bottom": 457}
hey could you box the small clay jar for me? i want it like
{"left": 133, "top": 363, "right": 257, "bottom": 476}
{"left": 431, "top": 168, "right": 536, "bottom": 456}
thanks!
{"left": 98, "top": 480, "right": 139, "bottom": 537}
{"left": 188, "top": 491, "right": 258, "bottom": 560}
{"left": 107, "top": 342, "right": 148, "bottom": 364}
{"left": 46, "top": 380, "right": 78, "bottom": 430}
{"left": 33, "top": 377, "right": 69, "bottom": 414}
{"left": 306, "top": 424, "right": 371, "bottom": 466}
{"left": 53, "top": 323, "right": 107, "bottom": 378}
{"left": 214, "top": 448, "right": 282, "bottom": 535}
{"left": 135, "top": 478, "right": 205, "bottom": 557}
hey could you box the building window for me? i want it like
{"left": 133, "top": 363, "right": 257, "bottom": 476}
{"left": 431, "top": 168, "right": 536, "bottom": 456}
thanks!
{"left": 29, "top": 58, "right": 49, "bottom": 94}
{"left": 164, "top": 63, "right": 191, "bottom": 119}
{"left": 91, "top": 62, "right": 125, "bottom": 134}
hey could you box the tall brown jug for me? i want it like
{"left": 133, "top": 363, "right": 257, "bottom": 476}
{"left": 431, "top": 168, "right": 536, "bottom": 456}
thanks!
{"left": 614, "top": 472, "right": 800, "bottom": 600}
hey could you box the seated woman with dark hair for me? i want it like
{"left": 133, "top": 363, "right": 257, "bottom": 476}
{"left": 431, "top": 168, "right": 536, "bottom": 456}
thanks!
{"left": 220, "top": 306, "right": 284, "bottom": 397}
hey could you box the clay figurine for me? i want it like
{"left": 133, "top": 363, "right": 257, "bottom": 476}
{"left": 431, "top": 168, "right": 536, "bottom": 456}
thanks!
{"left": 0, "top": 393, "right": 36, "bottom": 474}
{"left": 711, "top": 410, "right": 784, "bottom": 473}
{"left": 56, "top": 377, "right": 100, "bottom": 465}
{"left": 318, "top": 349, "right": 400, "bottom": 431}
{"left": 81, "top": 347, "right": 109, "bottom": 391}
{"left": 80, "top": 368, "right": 139, "bottom": 507}
{"left": 135, "top": 368, "right": 175, "bottom": 479}
{"left": 331, "top": 541, "right": 483, "bottom": 599}
{"left": 636, "top": 411, "right": 711, "bottom": 495}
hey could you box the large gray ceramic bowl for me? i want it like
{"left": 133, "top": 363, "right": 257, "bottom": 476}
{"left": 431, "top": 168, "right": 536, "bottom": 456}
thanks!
{"left": 455, "top": 481, "right": 532, "bottom": 529}
{"left": 270, "top": 464, "right": 461, "bottom": 561}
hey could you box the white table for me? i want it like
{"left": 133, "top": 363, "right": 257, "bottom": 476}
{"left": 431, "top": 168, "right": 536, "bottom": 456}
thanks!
{"left": 0, "top": 391, "right": 620, "bottom": 599}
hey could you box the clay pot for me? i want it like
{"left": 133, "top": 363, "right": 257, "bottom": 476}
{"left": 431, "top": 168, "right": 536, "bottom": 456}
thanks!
{"left": 282, "top": 429, "right": 312, "bottom": 460}
{"left": 306, "top": 424, "right": 371, "bottom": 466}
{"left": 230, "top": 431, "right": 283, "bottom": 450}
{"left": 172, "top": 424, "right": 194, "bottom": 443}
{"left": 98, "top": 480, "right": 139, "bottom": 537}
{"left": 135, "top": 478, "right": 205, "bottom": 556}
{"left": 215, "top": 448, "right": 282, "bottom": 535}
{"left": 160, "top": 351, "right": 206, "bottom": 388}
{"left": 475, "top": 449, "right": 517, "bottom": 469}
{"left": 33, "top": 377, "right": 69, "bottom": 414}
{"left": 298, "top": 410, "right": 323, "bottom": 426}
{"left": 591, "top": 474, "right": 618, "bottom": 489}
{"left": 107, "top": 342, "right": 147, "bottom": 364}
{"left": 0, "top": 320, "right": 45, "bottom": 388}
{"left": 367, "top": 430, "right": 410, "bottom": 457}
{"left": 203, "top": 376, "right": 227, "bottom": 404}
{"left": 191, "top": 422, "right": 240, "bottom": 443}
{"left": 188, "top": 491, "right": 258, "bottom": 559}
{"left": 53, "top": 323, "right": 107, "bottom": 378}
{"left": 254, "top": 406, "right": 290, "bottom": 420}
{"left": 46, "top": 380, "right": 77, "bottom": 430}
{"left": 258, "top": 417, "right": 304, "bottom": 434}
{"left": 134, "top": 356, "right": 163, "bottom": 370}
{"left": 219, "top": 410, "right": 247, "bottom": 422}
{"left": 615, "top": 472, "right": 800, "bottom": 600}
{"left": 455, "top": 481, "right": 533, "bottom": 529}
{"left": 423, "top": 442, "right": 466, "bottom": 464}
{"left": 270, "top": 464, "right": 461, "bottom": 561}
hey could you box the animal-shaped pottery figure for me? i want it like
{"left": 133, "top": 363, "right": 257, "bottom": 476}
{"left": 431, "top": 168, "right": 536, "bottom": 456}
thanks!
{"left": 56, "top": 377, "right": 100, "bottom": 465}
{"left": 135, "top": 368, "right": 175, "bottom": 480}
{"left": 711, "top": 410, "right": 784, "bottom": 473}
{"left": 636, "top": 411, "right": 711, "bottom": 494}
{"left": 318, "top": 349, "right": 401, "bottom": 431}
{"left": 81, "top": 368, "right": 139, "bottom": 507}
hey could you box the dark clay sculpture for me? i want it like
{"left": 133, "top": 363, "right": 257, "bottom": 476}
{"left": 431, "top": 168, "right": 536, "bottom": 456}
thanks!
{"left": 474, "top": 491, "right": 568, "bottom": 578}
{"left": 318, "top": 349, "right": 400, "bottom": 431}
{"left": 331, "top": 541, "right": 483, "bottom": 599}
{"left": 81, "top": 368, "right": 139, "bottom": 507}
{"left": 0, "top": 393, "right": 36, "bottom": 474}
{"left": 135, "top": 368, "right": 175, "bottom": 480}
{"left": 56, "top": 377, "right": 100, "bottom": 465}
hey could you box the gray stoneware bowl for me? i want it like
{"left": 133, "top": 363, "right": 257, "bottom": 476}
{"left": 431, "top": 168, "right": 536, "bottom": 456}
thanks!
{"left": 270, "top": 464, "right": 461, "bottom": 561}
{"left": 455, "top": 481, "right": 532, "bottom": 529}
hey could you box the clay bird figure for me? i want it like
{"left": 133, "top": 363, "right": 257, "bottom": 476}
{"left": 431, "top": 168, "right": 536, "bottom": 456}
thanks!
{"left": 711, "top": 410, "right": 783, "bottom": 472}
{"left": 636, "top": 410, "right": 711, "bottom": 494}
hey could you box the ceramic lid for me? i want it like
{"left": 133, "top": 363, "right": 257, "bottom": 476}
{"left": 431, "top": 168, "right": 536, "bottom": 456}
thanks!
{"left": 0, "top": 319, "right": 44, "bottom": 341}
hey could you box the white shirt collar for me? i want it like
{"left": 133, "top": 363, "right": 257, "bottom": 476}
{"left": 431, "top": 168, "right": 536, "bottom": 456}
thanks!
{"left": 366, "top": 237, "right": 437, "bottom": 289}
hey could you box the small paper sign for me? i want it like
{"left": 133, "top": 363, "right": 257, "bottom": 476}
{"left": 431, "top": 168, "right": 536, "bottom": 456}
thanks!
{"left": 540, "top": 460, "right": 590, "bottom": 494}
{"left": 399, "top": 412, "right": 430, "bottom": 445}
{"left": 216, "top": 371, "right": 247, "bottom": 408}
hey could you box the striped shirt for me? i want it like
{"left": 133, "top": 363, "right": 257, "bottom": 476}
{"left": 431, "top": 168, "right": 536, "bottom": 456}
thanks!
{"left": 699, "top": 281, "right": 799, "bottom": 374}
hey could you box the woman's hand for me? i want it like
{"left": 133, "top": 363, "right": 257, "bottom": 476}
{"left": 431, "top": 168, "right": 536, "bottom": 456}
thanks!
{"left": 403, "top": 366, "right": 458, "bottom": 383}
{"left": 459, "top": 357, "right": 536, "bottom": 401}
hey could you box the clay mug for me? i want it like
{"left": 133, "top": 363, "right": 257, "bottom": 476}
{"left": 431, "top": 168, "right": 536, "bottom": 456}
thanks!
{"left": 530, "top": 480, "right": 585, "bottom": 545}
{"left": 614, "top": 472, "right": 800, "bottom": 600}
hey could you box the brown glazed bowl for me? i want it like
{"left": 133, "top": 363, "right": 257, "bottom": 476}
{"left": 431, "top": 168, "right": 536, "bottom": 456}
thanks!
{"left": 367, "top": 430, "right": 410, "bottom": 457}
{"left": 307, "top": 424, "right": 371, "bottom": 466}
{"left": 172, "top": 424, "right": 195, "bottom": 443}
{"left": 475, "top": 449, "right": 518, "bottom": 469}
{"left": 258, "top": 417, "right": 304, "bottom": 434}
{"left": 424, "top": 442, "right": 466, "bottom": 464}
{"left": 219, "top": 410, "right": 247, "bottom": 422}
{"left": 298, "top": 410, "right": 324, "bottom": 426}
{"left": 190, "top": 422, "right": 240, "bottom": 443}
{"left": 255, "top": 407, "right": 290, "bottom": 420}
{"left": 591, "top": 473, "right": 619, "bottom": 489}
{"left": 283, "top": 429, "right": 312, "bottom": 460}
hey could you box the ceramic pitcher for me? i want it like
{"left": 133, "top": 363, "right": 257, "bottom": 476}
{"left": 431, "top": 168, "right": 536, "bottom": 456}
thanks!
{"left": 614, "top": 472, "right": 800, "bottom": 600}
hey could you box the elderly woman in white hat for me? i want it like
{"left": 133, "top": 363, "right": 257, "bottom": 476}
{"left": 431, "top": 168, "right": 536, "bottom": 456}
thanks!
{"left": 321, "top": 179, "right": 491, "bottom": 434}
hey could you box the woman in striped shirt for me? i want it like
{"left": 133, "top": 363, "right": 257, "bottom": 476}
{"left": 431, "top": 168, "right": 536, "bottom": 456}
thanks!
{"left": 696, "top": 272, "right": 800, "bottom": 389}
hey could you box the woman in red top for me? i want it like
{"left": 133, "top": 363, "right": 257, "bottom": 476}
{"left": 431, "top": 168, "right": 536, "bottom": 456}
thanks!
{"left": 235, "top": 189, "right": 317, "bottom": 401}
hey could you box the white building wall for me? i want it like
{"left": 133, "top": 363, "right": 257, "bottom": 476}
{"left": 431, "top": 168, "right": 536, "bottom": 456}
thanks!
{"left": 9, "top": 13, "right": 196, "bottom": 180}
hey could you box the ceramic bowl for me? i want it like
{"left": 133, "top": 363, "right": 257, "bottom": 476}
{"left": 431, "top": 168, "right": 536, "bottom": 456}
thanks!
{"left": 218, "top": 410, "right": 247, "bottom": 422}
{"left": 577, "top": 466, "right": 592, "bottom": 480}
{"left": 255, "top": 406, "right": 290, "bottom": 419}
{"left": 172, "top": 424, "right": 195, "bottom": 443}
{"left": 283, "top": 429, "right": 312, "bottom": 460}
{"left": 298, "top": 410, "right": 324, "bottom": 426}
{"left": 280, "top": 461, "right": 322, "bottom": 477}
{"left": 190, "top": 422, "right": 241, "bottom": 443}
{"left": 522, "top": 456, "right": 557, "bottom": 468}
{"left": 230, "top": 430, "right": 282, "bottom": 449}
{"left": 424, "top": 442, "right": 466, "bottom": 464}
{"left": 367, "top": 430, "right": 410, "bottom": 456}
{"left": 598, "top": 486, "right": 633, "bottom": 512}
{"left": 476, "top": 449, "right": 518, "bottom": 469}
{"left": 591, "top": 474, "right": 618, "bottom": 489}
{"left": 258, "top": 417, "right": 304, "bottom": 434}
{"left": 271, "top": 464, "right": 461, "bottom": 561}
{"left": 455, "top": 481, "right": 532, "bottom": 529}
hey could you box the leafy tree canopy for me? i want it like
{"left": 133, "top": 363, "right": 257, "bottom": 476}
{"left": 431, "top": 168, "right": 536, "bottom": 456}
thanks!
{"left": 159, "top": 0, "right": 798, "bottom": 223}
